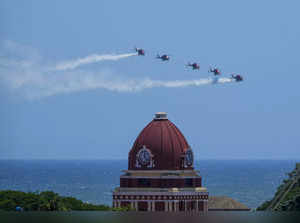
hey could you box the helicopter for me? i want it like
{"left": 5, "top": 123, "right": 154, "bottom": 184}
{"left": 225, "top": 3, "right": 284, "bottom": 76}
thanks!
{"left": 186, "top": 62, "right": 200, "bottom": 70}
{"left": 156, "top": 54, "right": 170, "bottom": 61}
{"left": 135, "top": 47, "right": 145, "bottom": 56}
{"left": 231, "top": 74, "right": 243, "bottom": 82}
{"left": 209, "top": 67, "right": 221, "bottom": 75}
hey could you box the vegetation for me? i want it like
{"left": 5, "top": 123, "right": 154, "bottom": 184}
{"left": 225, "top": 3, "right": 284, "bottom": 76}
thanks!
{"left": 257, "top": 163, "right": 300, "bottom": 211}
{"left": 0, "top": 190, "right": 129, "bottom": 211}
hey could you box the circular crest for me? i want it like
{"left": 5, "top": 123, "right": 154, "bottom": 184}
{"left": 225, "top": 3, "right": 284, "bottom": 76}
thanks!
{"left": 185, "top": 148, "right": 194, "bottom": 166}
{"left": 137, "top": 146, "right": 151, "bottom": 166}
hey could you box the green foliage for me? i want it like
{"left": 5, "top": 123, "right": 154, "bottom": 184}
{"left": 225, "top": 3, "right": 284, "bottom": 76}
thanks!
{"left": 278, "top": 195, "right": 300, "bottom": 211}
{"left": 111, "top": 205, "right": 133, "bottom": 212}
{"left": 283, "top": 187, "right": 300, "bottom": 202}
{"left": 0, "top": 190, "right": 112, "bottom": 211}
{"left": 256, "top": 200, "right": 271, "bottom": 211}
{"left": 257, "top": 163, "right": 300, "bottom": 211}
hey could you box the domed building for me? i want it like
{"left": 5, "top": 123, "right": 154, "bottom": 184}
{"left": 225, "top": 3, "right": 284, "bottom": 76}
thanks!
{"left": 113, "top": 112, "right": 209, "bottom": 211}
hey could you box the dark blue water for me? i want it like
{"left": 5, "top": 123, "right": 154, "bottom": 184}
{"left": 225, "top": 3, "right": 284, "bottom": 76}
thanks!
{"left": 0, "top": 160, "right": 296, "bottom": 208}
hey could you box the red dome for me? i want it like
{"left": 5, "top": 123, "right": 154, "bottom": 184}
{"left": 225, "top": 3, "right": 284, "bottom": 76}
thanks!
{"left": 128, "top": 112, "right": 194, "bottom": 170}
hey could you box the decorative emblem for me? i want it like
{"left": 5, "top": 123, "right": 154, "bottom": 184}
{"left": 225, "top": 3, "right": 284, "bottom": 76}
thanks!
{"left": 135, "top": 145, "right": 154, "bottom": 168}
{"left": 185, "top": 148, "right": 194, "bottom": 167}
{"left": 137, "top": 147, "right": 151, "bottom": 165}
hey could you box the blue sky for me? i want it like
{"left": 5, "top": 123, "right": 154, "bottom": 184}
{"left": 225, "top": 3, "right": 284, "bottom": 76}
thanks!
{"left": 0, "top": 0, "right": 300, "bottom": 160}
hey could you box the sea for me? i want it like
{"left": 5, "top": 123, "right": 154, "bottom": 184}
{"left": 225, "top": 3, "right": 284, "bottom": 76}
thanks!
{"left": 0, "top": 160, "right": 297, "bottom": 209}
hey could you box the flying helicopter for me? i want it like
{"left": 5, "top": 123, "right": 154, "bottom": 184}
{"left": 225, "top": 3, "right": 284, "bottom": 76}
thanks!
{"left": 186, "top": 62, "right": 200, "bottom": 70}
{"left": 135, "top": 47, "right": 145, "bottom": 56}
{"left": 156, "top": 54, "right": 170, "bottom": 61}
{"left": 209, "top": 67, "right": 221, "bottom": 75}
{"left": 231, "top": 74, "right": 243, "bottom": 82}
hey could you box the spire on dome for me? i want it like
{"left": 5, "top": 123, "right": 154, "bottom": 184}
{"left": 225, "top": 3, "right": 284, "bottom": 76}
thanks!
{"left": 154, "top": 112, "right": 167, "bottom": 120}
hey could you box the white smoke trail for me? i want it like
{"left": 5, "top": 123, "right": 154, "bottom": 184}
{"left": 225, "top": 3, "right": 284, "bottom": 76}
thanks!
{"left": 0, "top": 41, "right": 235, "bottom": 100}
{"left": 139, "top": 77, "right": 233, "bottom": 89}
{"left": 54, "top": 53, "right": 137, "bottom": 71}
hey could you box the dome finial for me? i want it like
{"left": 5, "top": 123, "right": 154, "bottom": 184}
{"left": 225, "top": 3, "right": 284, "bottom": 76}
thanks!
{"left": 154, "top": 112, "right": 167, "bottom": 120}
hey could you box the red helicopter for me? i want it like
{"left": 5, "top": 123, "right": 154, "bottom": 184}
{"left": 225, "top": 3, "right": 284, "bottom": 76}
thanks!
{"left": 135, "top": 47, "right": 145, "bottom": 56}
{"left": 231, "top": 74, "right": 243, "bottom": 82}
{"left": 209, "top": 67, "right": 221, "bottom": 75}
{"left": 156, "top": 54, "right": 170, "bottom": 61}
{"left": 186, "top": 62, "right": 200, "bottom": 70}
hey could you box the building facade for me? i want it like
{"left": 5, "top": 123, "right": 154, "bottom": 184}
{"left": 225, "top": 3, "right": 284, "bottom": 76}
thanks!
{"left": 113, "top": 112, "right": 209, "bottom": 211}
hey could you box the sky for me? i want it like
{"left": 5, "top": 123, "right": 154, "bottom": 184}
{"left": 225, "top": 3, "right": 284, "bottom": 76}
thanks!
{"left": 0, "top": 0, "right": 300, "bottom": 160}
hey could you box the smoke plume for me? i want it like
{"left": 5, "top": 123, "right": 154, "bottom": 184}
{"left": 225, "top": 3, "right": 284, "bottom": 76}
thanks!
{"left": 54, "top": 53, "right": 137, "bottom": 71}
{"left": 0, "top": 41, "right": 235, "bottom": 100}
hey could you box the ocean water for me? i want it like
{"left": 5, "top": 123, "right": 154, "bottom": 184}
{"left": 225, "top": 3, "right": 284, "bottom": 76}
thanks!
{"left": 0, "top": 160, "right": 296, "bottom": 208}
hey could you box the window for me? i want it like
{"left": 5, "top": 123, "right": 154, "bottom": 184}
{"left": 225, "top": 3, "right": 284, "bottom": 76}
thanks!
{"left": 138, "top": 178, "right": 151, "bottom": 187}
{"left": 184, "top": 178, "right": 193, "bottom": 187}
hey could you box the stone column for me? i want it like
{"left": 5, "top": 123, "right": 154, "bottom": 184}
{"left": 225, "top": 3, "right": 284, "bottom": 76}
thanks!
{"left": 204, "top": 200, "right": 208, "bottom": 212}
{"left": 196, "top": 200, "right": 198, "bottom": 211}
{"left": 165, "top": 201, "right": 168, "bottom": 212}
{"left": 169, "top": 201, "right": 172, "bottom": 212}
{"left": 185, "top": 201, "right": 187, "bottom": 211}
{"left": 152, "top": 201, "right": 155, "bottom": 211}
{"left": 135, "top": 201, "right": 138, "bottom": 211}
{"left": 130, "top": 201, "right": 134, "bottom": 210}
{"left": 147, "top": 201, "right": 151, "bottom": 212}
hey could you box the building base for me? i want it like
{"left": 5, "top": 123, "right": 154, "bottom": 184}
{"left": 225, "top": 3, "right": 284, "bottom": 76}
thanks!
{"left": 113, "top": 187, "right": 209, "bottom": 212}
